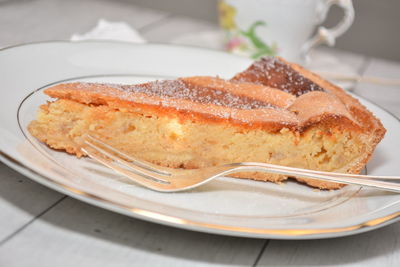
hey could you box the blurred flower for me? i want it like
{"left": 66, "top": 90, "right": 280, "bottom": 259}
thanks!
{"left": 218, "top": 0, "right": 237, "bottom": 30}
{"left": 240, "top": 21, "right": 278, "bottom": 58}
{"left": 226, "top": 37, "right": 244, "bottom": 51}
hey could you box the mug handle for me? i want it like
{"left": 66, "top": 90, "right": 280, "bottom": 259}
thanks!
{"left": 301, "top": 0, "right": 355, "bottom": 62}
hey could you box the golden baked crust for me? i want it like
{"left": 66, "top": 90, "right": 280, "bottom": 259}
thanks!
{"left": 231, "top": 57, "right": 386, "bottom": 183}
{"left": 28, "top": 57, "right": 386, "bottom": 189}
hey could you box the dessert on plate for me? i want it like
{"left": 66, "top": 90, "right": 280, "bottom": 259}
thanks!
{"left": 28, "top": 57, "right": 386, "bottom": 189}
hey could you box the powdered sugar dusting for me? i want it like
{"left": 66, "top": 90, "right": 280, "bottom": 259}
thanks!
{"left": 107, "top": 79, "right": 275, "bottom": 110}
{"left": 231, "top": 57, "right": 324, "bottom": 97}
{"left": 69, "top": 80, "right": 289, "bottom": 124}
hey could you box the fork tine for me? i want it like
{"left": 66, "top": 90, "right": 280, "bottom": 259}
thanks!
{"left": 82, "top": 136, "right": 400, "bottom": 193}
{"left": 83, "top": 138, "right": 171, "bottom": 184}
{"left": 86, "top": 134, "right": 171, "bottom": 176}
{"left": 82, "top": 146, "right": 176, "bottom": 192}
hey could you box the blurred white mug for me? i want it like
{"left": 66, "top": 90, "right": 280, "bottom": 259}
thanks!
{"left": 218, "top": 0, "right": 354, "bottom": 63}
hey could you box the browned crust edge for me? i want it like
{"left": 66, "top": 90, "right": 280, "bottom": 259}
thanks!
{"left": 282, "top": 58, "right": 386, "bottom": 183}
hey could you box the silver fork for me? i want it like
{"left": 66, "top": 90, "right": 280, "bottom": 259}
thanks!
{"left": 81, "top": 135, "right": 400, "bottom": 193}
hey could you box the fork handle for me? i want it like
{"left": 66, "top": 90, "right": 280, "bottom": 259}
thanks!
{"left": 222, "top": 165, "right": 400, "bottom": 193}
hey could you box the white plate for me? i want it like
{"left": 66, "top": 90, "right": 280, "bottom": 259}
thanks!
{"left": 1, "top": 41, "right": 400, "bottom": 239}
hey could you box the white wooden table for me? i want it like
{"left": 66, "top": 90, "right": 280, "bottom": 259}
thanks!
{"left": 1, "top": 1, "right": 400, "bottom": 266}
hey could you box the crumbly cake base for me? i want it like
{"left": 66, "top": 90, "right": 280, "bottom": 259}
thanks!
{"left": 29, "top": 98, "right": 370, "bottom": 189}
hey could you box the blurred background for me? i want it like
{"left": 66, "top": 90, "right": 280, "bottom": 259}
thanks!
{"left": 1, "top": 0, "right": 399, "bottom": 61}
{"left": 127, "top": 0, "right": 400, "bottom": 61}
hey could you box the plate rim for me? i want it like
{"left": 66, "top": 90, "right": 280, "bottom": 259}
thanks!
{"left": 1, "top": 40, "right": 400, "bottom": 239}
{"left": 2, "top": 150, "right": 400, "bottom": 240}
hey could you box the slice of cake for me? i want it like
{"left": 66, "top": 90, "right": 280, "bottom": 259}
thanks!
{"left": 28, "top": 57, "right": 386, "bottom": 189}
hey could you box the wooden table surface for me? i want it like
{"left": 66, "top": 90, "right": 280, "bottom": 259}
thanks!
{"left": 1, "top": 0, "right": 400, "bottom": 266}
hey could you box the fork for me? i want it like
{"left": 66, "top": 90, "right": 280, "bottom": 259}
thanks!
{"left": 81, "top": 135, "right": 400, "bottom": 193}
